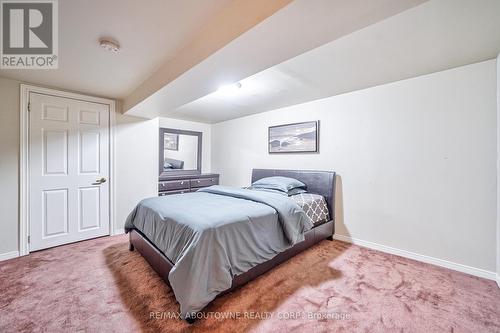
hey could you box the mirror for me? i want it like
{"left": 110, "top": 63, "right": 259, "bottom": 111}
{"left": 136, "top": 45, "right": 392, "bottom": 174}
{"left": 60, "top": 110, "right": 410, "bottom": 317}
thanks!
{"left": 159, "top": 128, "right": 202, "bottom": 176}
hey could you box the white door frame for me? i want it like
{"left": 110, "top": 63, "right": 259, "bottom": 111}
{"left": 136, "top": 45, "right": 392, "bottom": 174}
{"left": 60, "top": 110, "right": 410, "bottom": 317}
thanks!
{"left": 19, "top": 84, "right": 117, "bottom": 256}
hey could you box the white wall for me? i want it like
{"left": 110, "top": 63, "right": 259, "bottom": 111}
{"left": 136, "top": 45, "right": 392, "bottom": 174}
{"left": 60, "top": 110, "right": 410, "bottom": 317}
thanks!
{"left": 159, "top": 117, "right": 211, "bottom": 173}
{"left": 114, "top": 114, "right": 159, "bottom": 231}
{"left": 0, "top": 77, "right": 21, "bottom": 256}
{"left": 211, "top": 60, "right": 497, "bottom": 273}
{"left": 496, "top": 53, "right": 500, "bottom": 286}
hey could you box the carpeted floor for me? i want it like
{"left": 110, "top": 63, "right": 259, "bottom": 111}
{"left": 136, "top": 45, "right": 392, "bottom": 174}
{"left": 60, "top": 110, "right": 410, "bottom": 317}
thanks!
{"left": 0, "top": 235, "right": 499, "bottom": 333}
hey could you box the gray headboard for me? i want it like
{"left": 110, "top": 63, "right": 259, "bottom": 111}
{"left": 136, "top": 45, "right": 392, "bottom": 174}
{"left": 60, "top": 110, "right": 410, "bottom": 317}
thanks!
{"left": 251, "top": 169, "right": 336, "bottom": 220}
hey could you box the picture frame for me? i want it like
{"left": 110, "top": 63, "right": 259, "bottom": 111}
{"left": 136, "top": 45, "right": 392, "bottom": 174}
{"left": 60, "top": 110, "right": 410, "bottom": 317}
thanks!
{"left": 164, "top": 133, "right": 179, "bottom": 151}
{"left": 268, "top": 121, "right": 319, "bottom": 153}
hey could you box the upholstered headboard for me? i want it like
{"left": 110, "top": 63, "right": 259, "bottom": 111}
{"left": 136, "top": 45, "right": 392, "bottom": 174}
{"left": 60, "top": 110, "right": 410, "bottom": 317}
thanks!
{"left": 251, "top": 169, "right": 336, "bottom": 220}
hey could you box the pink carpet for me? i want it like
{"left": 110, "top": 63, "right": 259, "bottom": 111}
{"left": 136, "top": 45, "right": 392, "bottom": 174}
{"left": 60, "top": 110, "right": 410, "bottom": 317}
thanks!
{"left": 0, "top": 235, "right": 499, "bottom": 332}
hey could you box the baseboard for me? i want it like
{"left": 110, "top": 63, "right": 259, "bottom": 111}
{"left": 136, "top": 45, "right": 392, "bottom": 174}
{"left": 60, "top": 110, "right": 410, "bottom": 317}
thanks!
{"left": 0, "top": 251, "right": 19, "bottom": 262}
{"left": 333, "top": 234, "right": 497, "bottom": 281}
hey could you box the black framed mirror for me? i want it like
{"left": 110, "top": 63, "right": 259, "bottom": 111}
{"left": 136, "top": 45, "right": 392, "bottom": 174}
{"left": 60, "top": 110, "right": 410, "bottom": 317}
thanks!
{"left": 159, "top": 128, "right": 202, "bottom": 177}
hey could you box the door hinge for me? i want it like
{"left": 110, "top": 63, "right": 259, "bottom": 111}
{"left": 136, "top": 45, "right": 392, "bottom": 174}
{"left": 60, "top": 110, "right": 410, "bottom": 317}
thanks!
{"left": 28, "top": 235, "right": 30, "bottom": 243}
{"left": 28, "top": 102, "right": 31, "bottom": 112}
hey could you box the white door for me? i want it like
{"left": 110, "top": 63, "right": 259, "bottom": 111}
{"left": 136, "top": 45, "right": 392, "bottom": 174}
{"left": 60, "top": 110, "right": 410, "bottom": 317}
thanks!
{"left": 29, "top": 93, "right": 110, "bottom": 251}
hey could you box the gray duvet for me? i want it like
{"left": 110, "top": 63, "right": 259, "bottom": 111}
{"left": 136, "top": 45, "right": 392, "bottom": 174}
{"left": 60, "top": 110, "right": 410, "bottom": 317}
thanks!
{"left": 124, "top": 185, "right": 312, "bottom": 318}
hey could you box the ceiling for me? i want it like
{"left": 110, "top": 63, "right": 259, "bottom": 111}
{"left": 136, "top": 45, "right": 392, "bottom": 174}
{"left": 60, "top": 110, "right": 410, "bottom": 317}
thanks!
{"left": 166, "top": 0, "right": 500, "bottom": 123}
{"left": 125, "top": 0, "right": 426, "bottom": 118}
{"left": 0, "top": 0, "right": 235, "bottom": 98}
{"left": 2, "top": 0, "right": 498, "bottom": 123}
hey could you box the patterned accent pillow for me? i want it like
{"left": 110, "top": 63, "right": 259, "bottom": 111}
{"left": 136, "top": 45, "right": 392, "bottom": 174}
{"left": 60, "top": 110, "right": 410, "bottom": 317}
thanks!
{"left": 290, "top": 193, "right": 330, "bottom": 225}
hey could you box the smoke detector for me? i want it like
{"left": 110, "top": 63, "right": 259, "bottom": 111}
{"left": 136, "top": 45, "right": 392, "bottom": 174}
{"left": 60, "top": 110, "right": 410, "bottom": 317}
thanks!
{"left": 99, "top": 38, "right": 120, "bottom": 52}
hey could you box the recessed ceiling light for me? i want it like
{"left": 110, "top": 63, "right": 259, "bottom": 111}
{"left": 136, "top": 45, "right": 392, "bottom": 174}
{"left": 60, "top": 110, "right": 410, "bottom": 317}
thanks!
{"left": 99, "top": 38, "right": 120, "bottom": 52}
{"left": 217, "top": 82, "right": 242, "bottom": 94}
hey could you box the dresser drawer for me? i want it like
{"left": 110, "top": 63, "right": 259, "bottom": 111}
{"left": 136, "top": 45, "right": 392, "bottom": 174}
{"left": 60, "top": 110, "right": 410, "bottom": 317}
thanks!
{"left": 159, "top": 180, "right": 189, "bottom": 191}
{"left": 159, "top": 189, "right": 189, "bottom": 196}
{"left": 190, "top": 177, "right": 218, "bottom": 188}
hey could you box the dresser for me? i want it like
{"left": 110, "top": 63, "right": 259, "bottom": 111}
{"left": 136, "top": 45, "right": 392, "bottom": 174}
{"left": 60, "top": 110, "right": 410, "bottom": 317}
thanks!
{"left": 158, "top": 173, "right": 220, "bottom": 196}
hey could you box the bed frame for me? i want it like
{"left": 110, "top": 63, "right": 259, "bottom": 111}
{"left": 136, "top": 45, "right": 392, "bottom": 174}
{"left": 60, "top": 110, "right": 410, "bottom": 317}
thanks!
{"left": 129, "top": 168, "right": 336, "bottom": 321}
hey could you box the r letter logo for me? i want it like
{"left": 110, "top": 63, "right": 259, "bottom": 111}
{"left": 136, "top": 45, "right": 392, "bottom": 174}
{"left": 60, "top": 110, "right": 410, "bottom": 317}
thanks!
{"left": 1, "top": 0, "right": 58, "bottom": 69}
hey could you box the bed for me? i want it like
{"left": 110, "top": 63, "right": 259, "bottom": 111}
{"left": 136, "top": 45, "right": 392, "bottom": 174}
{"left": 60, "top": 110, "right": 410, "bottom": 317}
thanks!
{"left": 126, "top": 169, "right": 336, "bottom": 321}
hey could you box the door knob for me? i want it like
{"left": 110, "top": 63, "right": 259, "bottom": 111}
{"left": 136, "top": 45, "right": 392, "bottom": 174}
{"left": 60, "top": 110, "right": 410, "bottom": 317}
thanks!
{"left": 92, "top": 177, "right": 107, "bottom": 185}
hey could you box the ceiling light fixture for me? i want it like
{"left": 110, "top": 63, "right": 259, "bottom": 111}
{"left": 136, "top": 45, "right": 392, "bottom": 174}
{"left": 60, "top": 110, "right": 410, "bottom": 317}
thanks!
{"left": 99, "top": 37, "right": 120, "bottom": 52}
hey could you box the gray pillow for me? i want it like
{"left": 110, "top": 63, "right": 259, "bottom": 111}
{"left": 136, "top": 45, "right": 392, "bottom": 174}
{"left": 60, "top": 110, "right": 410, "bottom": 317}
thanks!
{"left": 287, "top": 187, "right": 307, "bottom": 196}
{"left": 249, "top": 186, "right": 307, "bottom": 196}
{"left": 249, "top": 187, "right": 287, "bottom": 196}
{"left": 251, "top": 176, "right": 306, "bottom": 193}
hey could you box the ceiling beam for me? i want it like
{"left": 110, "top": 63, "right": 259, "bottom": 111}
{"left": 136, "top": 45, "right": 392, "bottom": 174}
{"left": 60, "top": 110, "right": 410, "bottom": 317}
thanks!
{"left": 123, "top": 0, "right": 292, "bottom": 113}
{"left": 124, "top": 0, "right": 427, "bottom": 119}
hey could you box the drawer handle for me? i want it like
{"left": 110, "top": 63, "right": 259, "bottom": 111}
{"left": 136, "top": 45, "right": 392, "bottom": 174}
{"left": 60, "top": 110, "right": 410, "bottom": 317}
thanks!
{"left": 210, "top": 178, "right": 214, "bottom": 182}
{"left": 197, "top": 180, "right": 200, "bottom": 183}
{"left": 180, "top": 181, "right": 184, "bottom": 185}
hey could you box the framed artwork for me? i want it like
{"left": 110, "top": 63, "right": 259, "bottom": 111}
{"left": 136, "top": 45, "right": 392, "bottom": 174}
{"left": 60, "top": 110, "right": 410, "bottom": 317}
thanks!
{"left": 164, "top": 133, "right": 179, "bottom": 151}
{"left": 268, "top": 121, "right": 319, "bottom": 153}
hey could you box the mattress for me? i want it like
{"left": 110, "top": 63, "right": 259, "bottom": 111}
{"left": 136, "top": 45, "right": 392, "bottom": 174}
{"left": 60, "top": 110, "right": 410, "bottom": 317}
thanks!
{"left": 290, "top": 193, "right": 330, "bottom": 225}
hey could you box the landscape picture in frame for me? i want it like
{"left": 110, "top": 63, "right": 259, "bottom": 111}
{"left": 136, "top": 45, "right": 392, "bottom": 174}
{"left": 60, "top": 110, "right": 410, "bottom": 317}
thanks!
{"left": 268, "top": 121, "right": 319, "bottom": 153}
{"left": 164, "top": 133, "right": 179, "bottom": 151}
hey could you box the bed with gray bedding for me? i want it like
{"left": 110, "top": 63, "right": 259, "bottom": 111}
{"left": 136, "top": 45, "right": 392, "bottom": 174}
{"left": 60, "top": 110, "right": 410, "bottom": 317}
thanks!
{"left": 125, "top": 169, "right": 336, "bottom": 320}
